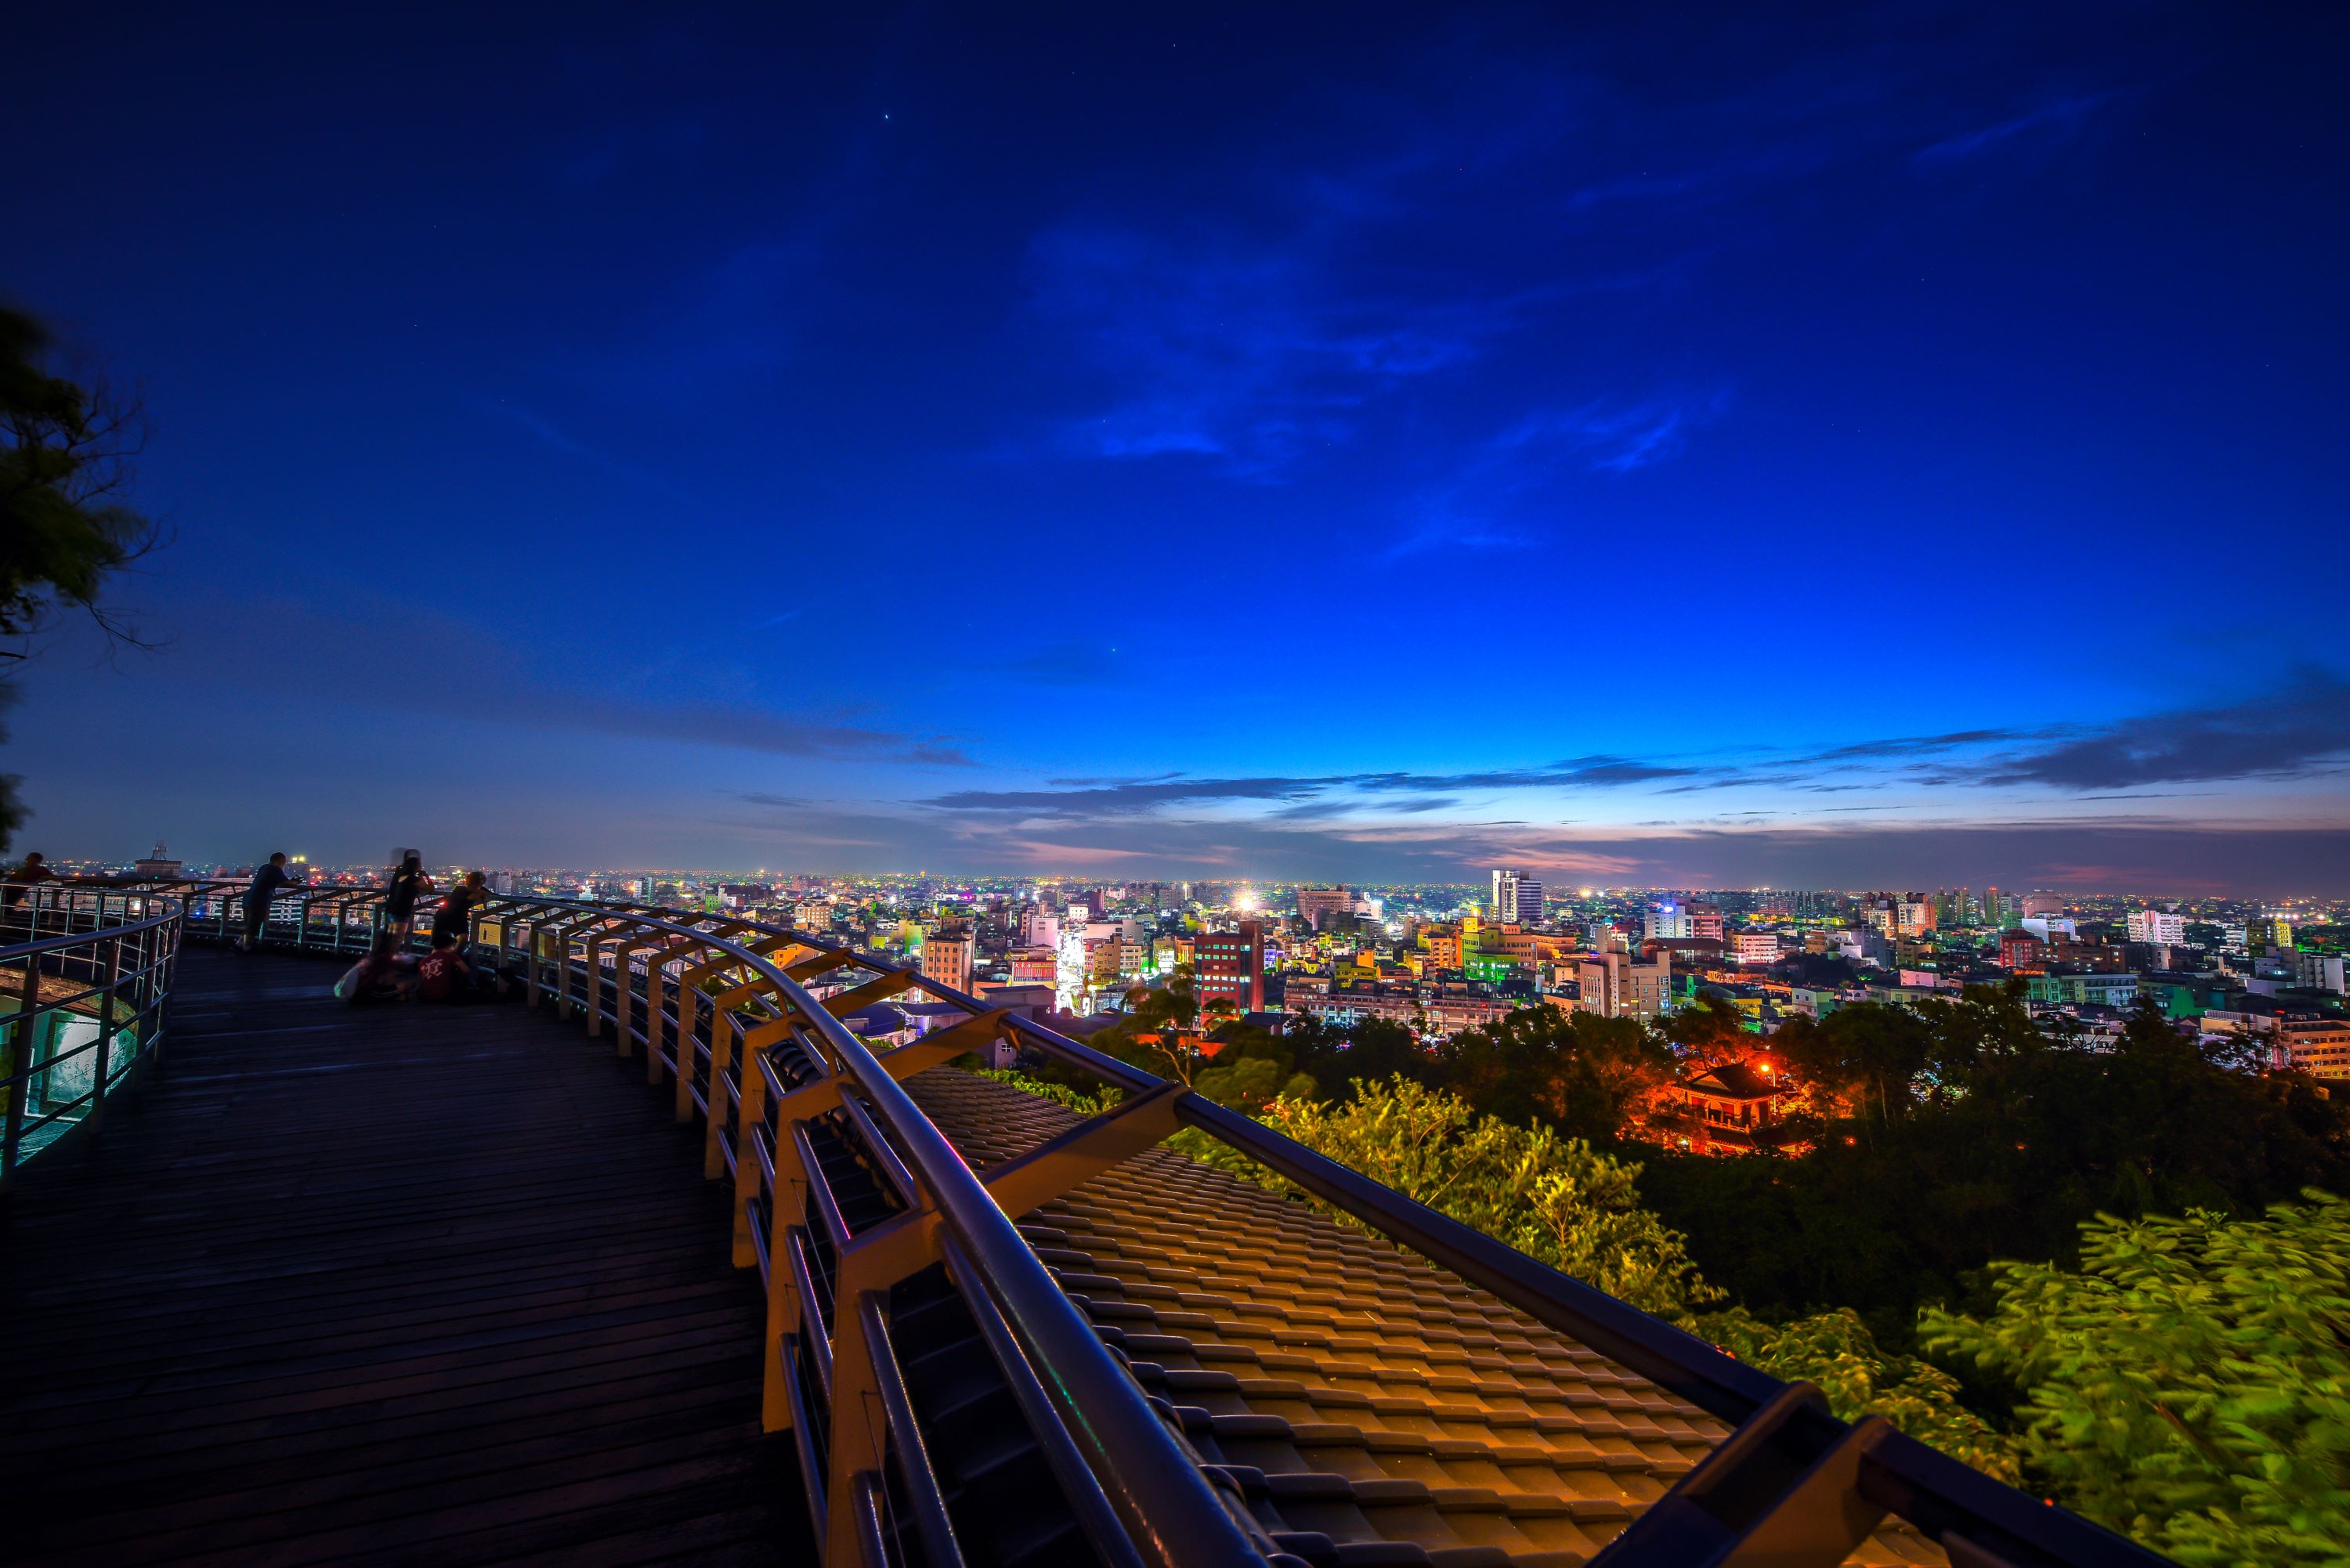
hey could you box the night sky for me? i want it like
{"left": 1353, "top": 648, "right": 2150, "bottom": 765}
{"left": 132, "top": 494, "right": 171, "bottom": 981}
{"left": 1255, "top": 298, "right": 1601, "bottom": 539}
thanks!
{"left": 5, "top": 3, "right": 2347, "bottom": 891}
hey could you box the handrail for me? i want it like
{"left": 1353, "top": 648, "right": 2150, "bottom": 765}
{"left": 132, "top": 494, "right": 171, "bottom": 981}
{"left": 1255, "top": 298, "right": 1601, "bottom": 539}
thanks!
{"left": 857, "top": 1290, "right": 966, "bottom": 1568}
{"left": 439, "top": 898, "right": 1264, "bottom": 1568}
{"left": 1, "top": 883, "right": 186, "bottom": 1189}
{"left": 580, "top": 900, "right": 2167, "bottom": 1568}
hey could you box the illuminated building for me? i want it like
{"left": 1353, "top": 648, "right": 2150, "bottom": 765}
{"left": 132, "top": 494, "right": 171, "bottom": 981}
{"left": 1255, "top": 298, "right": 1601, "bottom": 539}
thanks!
{"left": 2125, "top": 909, "right": 2187, "bottom": 945}
{"left": 1488, "top": 869, "right": 1541, "bottom": 924}
{"left": 1643, "top": 901, "right": 1692, "bottom": 941}
{"left": 1574, "top": 948, "right": 1670, "bottom": 1019}
{"left": 1195, "top": 920, "right": 1264, "bottom": 1013}
{"left": 1296, "top": 886, "right": 1354, "bottom": 930}
{"left": 1687, "top": 902, "right": 1724, "bottom": 942}
{"left": 912, "top": 921, "right": 968, "bottom": 992}
{"left": 2281, "top": 1016, "right": 2350, "bottom": 1079}
{"left": 1654, "top": 1060, "right": 1797, "bottom": 1155}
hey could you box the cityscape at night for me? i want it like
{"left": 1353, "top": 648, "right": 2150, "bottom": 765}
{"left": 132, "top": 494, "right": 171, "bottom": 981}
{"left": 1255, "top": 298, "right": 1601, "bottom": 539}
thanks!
{"left": 5, "top": 4, "right": 2348, "bottom": 1566}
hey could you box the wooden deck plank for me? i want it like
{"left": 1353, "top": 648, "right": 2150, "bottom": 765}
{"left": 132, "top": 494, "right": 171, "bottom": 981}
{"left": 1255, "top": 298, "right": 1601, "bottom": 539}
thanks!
{"left": 0, "top": 948, "right": 808, "bottom": 1567}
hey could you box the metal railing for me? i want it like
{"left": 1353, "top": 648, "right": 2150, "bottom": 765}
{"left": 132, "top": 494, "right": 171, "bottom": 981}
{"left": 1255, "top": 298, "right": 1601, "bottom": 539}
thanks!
{"left": 1, "top": 883, "right": 185, "bottom": 1187}
{"left": 105, "top": 877, "right": 2166, "bottom": 1568}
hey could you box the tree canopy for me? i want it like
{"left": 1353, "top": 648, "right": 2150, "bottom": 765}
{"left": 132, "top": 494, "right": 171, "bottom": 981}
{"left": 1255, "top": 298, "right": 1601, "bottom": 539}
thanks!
{"left": 1, "top": 305, "right": 158, "bottom": 851}
{"left": 1924, "top": 1195, "right": 2350, "bottom": 1567}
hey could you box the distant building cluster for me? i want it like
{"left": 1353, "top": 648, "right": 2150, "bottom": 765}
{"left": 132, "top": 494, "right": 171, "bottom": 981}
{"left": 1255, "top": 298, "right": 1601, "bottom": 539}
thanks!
{"left": 70, "top": 847, "right": 2350, "bottom": 1105}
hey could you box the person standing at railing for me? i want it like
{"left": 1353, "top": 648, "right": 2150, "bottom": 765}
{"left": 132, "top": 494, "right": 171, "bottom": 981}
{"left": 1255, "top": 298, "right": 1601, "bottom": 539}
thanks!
{"left": 384, "top": 851, "right": 430, "bottom": 942}
{"left": 429, "top": 869, "right": 488, "bottom": 946}
{"left": 237, "top": 852, "right": 302, "bottom": 953}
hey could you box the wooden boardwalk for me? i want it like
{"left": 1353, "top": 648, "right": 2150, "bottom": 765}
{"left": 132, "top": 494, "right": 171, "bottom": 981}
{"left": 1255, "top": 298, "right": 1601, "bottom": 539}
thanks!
{"left": 0, "top": 948, "right": 808, "bottom": 1567}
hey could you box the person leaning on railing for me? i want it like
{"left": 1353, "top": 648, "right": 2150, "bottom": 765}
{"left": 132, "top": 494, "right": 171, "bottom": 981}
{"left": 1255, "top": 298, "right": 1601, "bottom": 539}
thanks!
{"left": 237, "top": 853, "right": 303, "bottom": 952}
{"left": 429, "top": 870, "right": 488, "bottom": 945}
{"left": 2, "top": 850, "right": 54, "bottom": 907}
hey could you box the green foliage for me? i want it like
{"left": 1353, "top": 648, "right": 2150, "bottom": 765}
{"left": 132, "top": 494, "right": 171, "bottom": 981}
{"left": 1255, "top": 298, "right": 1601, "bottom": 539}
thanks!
{"left": 1640, "top": 987, "right": 2350, "bottom": 1331}
{"left": 1191, "top": 1053, "right": 1316, "bottom": 1115}
{"left": 1426, "top": 1004, "right": 1672, "bottom": 1143}
{"left": 1, "top": 308, "right": 154, "bottom": 640}
{"left": 1189, "top": 1075, "right": 1720, "bottom": 1323}
{"left": 973, "top": 1067, "right": 1125, "bottom": 1118}
{"left": 1, "top": 307, "right": 157, "bottom": 853}
{"left": 1700, "top": 1306, "right": 2019, "bottom": 1483}
{"left": 1923, "top": 1194, "right": 2350, "bottom": 1566}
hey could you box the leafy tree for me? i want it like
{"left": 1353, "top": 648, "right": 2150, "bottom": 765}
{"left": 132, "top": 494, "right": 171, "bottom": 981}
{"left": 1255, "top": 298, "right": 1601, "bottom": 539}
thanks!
{"left": 1700, "top": 1306, "right": 2019, "bottom": 1483}
{"left": 1192, "top": 1053, "right": 1316, "bottom": 1115}
{"left": 1661, "top": 993, "right": 1753, "bottom": 1067}
{"left": 1923, "top": 1194, "right": 2350, "bottom": 1568}
{"left": 1430, "top": 1004, "right": 1672, "bottom": 1143}
{"left": 1, "top": 306, "right": 159, "bottom": 851}
{"left": 1318, "top": 1017, "right": 1430, "bottom": 1093}
{"left": 1641, "top": 988, "right": 2350, "bottom": 1333}
{"left": 1770, "top": 1002, "right": 1938, "bottom": 1135}
{"left": 1188, "top": 1075, "right": 1720, "bottom": 1322}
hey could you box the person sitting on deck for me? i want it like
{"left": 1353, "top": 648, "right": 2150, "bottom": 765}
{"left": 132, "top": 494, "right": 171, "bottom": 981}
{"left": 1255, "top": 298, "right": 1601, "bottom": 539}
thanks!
{"left": 334, "top": 933, "right": 414, "bottom": 1004}
{"left": 415, "top": 930, "right": 474, "bottom": 1003}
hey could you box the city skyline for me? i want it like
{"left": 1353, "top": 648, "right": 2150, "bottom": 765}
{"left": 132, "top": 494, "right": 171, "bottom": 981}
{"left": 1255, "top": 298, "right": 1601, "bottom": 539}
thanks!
{"left": 5, "top": 4, "right": 2347, "bottom": 892}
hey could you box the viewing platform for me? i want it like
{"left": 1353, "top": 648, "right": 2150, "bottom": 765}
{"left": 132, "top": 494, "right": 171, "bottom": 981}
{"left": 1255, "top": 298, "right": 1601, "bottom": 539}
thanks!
{"left": 1, "top": 945, "right": 801, "bottom": 1567}
{"left": 0, "top": 883, "right": 2167, "bottom": 1568}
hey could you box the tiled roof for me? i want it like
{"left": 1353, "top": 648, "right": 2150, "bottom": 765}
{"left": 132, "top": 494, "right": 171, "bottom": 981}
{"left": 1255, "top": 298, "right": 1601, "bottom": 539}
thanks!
{"left": 906, "top": 1069, "right": 1947, "bottom": 1568}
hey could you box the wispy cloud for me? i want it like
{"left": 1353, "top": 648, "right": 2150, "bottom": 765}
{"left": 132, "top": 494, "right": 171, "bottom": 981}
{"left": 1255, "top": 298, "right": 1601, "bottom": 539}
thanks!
{"left": 1382, "top": 391, "right": 1730, "bottom": 559}
{"left": 1914, "top": 91, "right": 2117, "bottom": 168}
{"left": 912, "top": 674, "right": 2350, "bottom": 830}
{"left": 1977, "top": 671, "right": 2350, "bottom": 789}
{"left": 1025, "top": 225, "right": 1514, "bottom": 478}
{"left": 170, "top": 594, "right": 978, "bottom": 768}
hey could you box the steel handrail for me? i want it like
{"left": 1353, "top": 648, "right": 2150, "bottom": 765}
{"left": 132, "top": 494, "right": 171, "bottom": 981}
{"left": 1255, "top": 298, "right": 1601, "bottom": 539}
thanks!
{"left": 857, "top": 1291, "right": 965, "bottom": 1568}
{"left": 0, "top": 895, "right": 183, "bottom": 961}
{"left": 598, "top": 904, "right": 2164, "bottom": 1568}
{"left": 474, "top": 901, "right": 1263, "bottom": 1568}
{"left": 2, "top": 884, "right": 186, "bottom": 1187}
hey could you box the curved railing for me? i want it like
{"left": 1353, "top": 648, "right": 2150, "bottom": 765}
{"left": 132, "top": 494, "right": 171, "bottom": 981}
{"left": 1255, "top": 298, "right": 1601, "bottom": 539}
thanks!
{"left": 102, "top": 876, "right": 2164, "bottom": 1568}
{"left": 1, "top": 883, "right": 184, "bottom": 1187}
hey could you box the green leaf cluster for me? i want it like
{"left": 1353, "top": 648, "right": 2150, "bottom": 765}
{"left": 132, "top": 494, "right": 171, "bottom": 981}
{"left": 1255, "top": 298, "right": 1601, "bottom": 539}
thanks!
{"left": 1924, "top": 1196, "right": 2350, "bottom": 1566}
{"left": 1697, "top": 1306, "right": 2019, "bottom": 1483}
{"left": 1193, "top": 1075, "right": 1720, "bottom": 1323}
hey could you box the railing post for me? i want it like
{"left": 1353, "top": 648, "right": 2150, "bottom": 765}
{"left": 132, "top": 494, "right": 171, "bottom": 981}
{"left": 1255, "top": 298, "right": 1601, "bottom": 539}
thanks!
{"left": 83, "top": 933, "right": 122, "bottom": 1137}
{"left": 3, "top": 952, "right": 42, "bottom": 1187}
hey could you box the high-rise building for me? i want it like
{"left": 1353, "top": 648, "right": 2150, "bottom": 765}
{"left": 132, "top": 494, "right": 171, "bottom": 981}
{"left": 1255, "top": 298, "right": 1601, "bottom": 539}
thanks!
{"left": 1687, "top": 902, "right": 1724, "bottom": 942}
{"left": 2126, "top": 909, "right": 2188, "bottom": 946}
{"left": 921, "top": 924, "right": 975, "bottom": 996}
{"left": 1574, "top": 948, "right": 1671, "bottom": 1019}
{"left": 1195, "top": 921, "right": 1264, "bottom": 1013}
{"left": 1297, "top": 886, "right": 1354, "bottom": 930}
{"left": 1643, "top": 901, "right": 1693, "bottom": 941}
{"left": 1488, "top": 869, "right": 1541, "bottom": 924}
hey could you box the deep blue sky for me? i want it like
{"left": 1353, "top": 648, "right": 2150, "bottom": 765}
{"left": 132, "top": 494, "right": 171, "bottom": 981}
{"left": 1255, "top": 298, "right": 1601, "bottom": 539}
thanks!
{"left": 6, "top": 2, "right": 2348, "bottom": 891}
